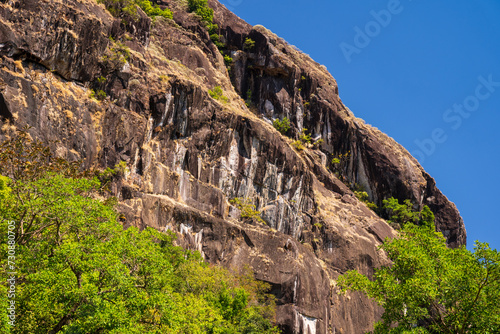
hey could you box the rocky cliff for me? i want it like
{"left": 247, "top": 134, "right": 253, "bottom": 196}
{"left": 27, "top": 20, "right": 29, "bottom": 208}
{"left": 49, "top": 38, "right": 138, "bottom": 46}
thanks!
{"left": 0, "top": 0, "right": 466, "bottom": 333}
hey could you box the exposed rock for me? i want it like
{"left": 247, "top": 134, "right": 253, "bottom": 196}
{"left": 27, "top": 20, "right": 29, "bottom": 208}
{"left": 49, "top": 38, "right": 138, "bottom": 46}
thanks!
{"left": 0, "top": 0, "right": 466, "bottom": 333}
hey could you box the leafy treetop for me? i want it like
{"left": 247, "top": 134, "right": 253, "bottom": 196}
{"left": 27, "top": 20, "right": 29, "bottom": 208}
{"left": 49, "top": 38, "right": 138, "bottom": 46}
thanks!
{"left": 338, "top": 223, "right": 500, "bottom": 334}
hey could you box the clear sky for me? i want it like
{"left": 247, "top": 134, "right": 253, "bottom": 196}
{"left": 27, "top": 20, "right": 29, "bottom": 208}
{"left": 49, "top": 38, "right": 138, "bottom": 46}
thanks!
{"left": 220, "top": 0, "right": 500, "bottom": 251}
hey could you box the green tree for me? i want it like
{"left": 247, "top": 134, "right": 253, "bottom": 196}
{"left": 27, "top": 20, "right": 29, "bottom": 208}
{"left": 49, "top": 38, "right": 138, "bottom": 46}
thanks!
{"left": 382, "top": 197, "right": 435, "bottom": 229}
{"left": 0, "top": 131, "right": 279, "bottom": 333}
{"left": 338, "top": 224, "right": 500, "bottom": 333}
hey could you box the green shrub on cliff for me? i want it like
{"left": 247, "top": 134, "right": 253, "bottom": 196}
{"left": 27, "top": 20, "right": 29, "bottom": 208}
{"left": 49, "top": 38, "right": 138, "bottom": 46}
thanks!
{"left": 382, "top": 197, "right": 435, "bottom": 229}
{"left": 354, "top": 190, "right": 378, "bottom": 211}
{"left": 291, "top": 140, "right": 304, "bottom": 151}
{"left": 273, "top": 117, "right": 290, "bottom": 135}
{"left": 331, "top": 151, "right": 350, "bottom": 182}
{"left": 243, "top": 37, "right": 256, "bottom": 50}
{"left": 230, "top": 197, "right": 265, "bottom": 224}
{"left": 224, "top": 54, "right": 233, "bottom": 67}
{"left": 0, "top": 131, "right": 279, "bottom": 333}
{"left": 338, "top": 223, "right": 500, "bottom": 333}
{"left": 98, "top": 0, "right": 173, "bottom": 20}
{"left": 299, "top": 128, "right": 312, "bottom": 144}
{"left": 136, "top": 0, "right": 173, "bottom": 19}
{"left": 209, "top": 85, "right": 228, "bottom": 103}
{"left": 187, "top": 0, "right": 218, "bottom": 34}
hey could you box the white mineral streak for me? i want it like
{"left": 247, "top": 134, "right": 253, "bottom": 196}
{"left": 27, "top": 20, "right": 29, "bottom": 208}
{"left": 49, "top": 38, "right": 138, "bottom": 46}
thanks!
{"left": 296, "top": 104, "right": 304, "bottom": 133}
{"left": 194, "top": 228, "right": 204, "bottom": 258}
{"left": 160, "top": 91, "right": 173, "bottom": 127}
{"left": 173, "top": 142, "right": 187, "bottom": 174}
{"left": 293, "top": 276, "right": 297, "bottom": 303}
{"left": 295, "top": 311, "right": 317, "bottom": 334}
{"left": 264, "top": 100, "right": 274, "bottom": 116}
{"left": 145, "top": 115, "right": 154, "bottom": 143}
{"left": 179, "top": 224, "right": 204, "bottom": 258}
{"left": 180, "top": 223, "right": 192, "bottom": 235}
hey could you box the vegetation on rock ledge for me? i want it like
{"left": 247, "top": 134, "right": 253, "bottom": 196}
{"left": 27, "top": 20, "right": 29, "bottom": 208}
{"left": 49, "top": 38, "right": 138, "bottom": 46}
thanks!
{"left": 98, "top": 0, "right": 173, "bottom": 20}
{"left": 382, "top": 197, "right": 435, "bottom": 230}
{"left": 272, "top": 117, "right": 290, "bottom": 135}
{"left": 188, "top": 0, "right": 218, "bottom": 35}
{"left": 209, "top": 85, "right": 229, "bottom": 103}
{"left": 230, "top": 198, "right": 265, "bottom": 224}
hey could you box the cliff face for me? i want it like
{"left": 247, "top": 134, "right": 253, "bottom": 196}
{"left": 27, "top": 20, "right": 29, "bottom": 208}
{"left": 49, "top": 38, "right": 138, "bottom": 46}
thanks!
{"left": 0, "top": 0, "right": 466, "bottom": 333}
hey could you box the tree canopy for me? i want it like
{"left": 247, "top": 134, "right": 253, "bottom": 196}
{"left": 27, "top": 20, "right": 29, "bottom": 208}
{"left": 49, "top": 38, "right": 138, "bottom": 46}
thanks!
{"left": 338, "top": 223, "right": 500, "bottom": 333}
{"left": 0, "top": 131, "right": 279, "bottom": 333}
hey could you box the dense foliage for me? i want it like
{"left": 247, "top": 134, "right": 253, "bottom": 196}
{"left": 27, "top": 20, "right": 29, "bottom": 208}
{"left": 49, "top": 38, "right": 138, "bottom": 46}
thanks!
{"left": 338, "top": 223, "right": 500, "bottom": 333}
{"left": 187, "top": 0, "right": 218, "bottom": 34}
{"left": 382, "top": 197, "right": 435, "bottom": 230}
{"left": 98, "top": 0, "right": 173, "bottom": 20}
{"left": 0, "top": 132, "right": 279, "bottom": 333}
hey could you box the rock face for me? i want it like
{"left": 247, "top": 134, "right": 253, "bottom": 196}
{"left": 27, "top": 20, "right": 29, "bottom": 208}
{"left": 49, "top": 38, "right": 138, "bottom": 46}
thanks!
{"left": 0, "top": 0, "right": 466, "bottom": 333}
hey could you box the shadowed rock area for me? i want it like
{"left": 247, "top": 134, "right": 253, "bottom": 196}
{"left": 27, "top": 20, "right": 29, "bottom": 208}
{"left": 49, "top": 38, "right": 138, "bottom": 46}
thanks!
{"left": 0, "top": 0, "right": 465, "bottom": 332}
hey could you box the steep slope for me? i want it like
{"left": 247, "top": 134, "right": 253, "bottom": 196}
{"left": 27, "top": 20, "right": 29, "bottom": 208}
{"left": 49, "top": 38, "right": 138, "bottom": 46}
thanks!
{"left": 0, "top": 0, "right": 465, "bottom": 333}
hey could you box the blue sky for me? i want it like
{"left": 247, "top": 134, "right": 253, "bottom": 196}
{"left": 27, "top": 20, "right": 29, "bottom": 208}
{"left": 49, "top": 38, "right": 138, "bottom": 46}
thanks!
{"left": 221, "top": 0, "right": 500, "bottom": 251}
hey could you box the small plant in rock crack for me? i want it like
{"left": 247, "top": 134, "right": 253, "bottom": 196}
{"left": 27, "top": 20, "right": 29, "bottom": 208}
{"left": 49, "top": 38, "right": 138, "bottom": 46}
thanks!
{"left": 208, "top": 85, "right": 228, "bottom": 103}
{"left": 291, "top": 129, "right": 313, "bottom": 151}
{"left": 291, "top": 140, "right": 305, "bottom": 151}
{"left": 245, "top": 89, "right": 253, "bottom": 107}
{"left": 331, "top": 151, "right": 350, "bottom": 181}
{"left": 354, "top": 190, "right": 378, "bottom": 212}
{"left": 299, "top": 128, "right": 312, "bottom": 144}
{"left": 273, "top": 117, "right": 290, "bottom": 135}
{"left": 230, "top": 197, "right": 265, "bottom": 224}
{"left": 89, "top": 89, "right": 106, "bottom": 101}
{"left": 312, "top": 138, "right": 324, "bottom": 149}
{"left": 243, "top": 37, "right": 256, "bottom": 51}
{"left": 223, "top": 54, "right": 233, "bottom": 67}
{"left": 96, "top": 90, "right": 107, "bottom": 100}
